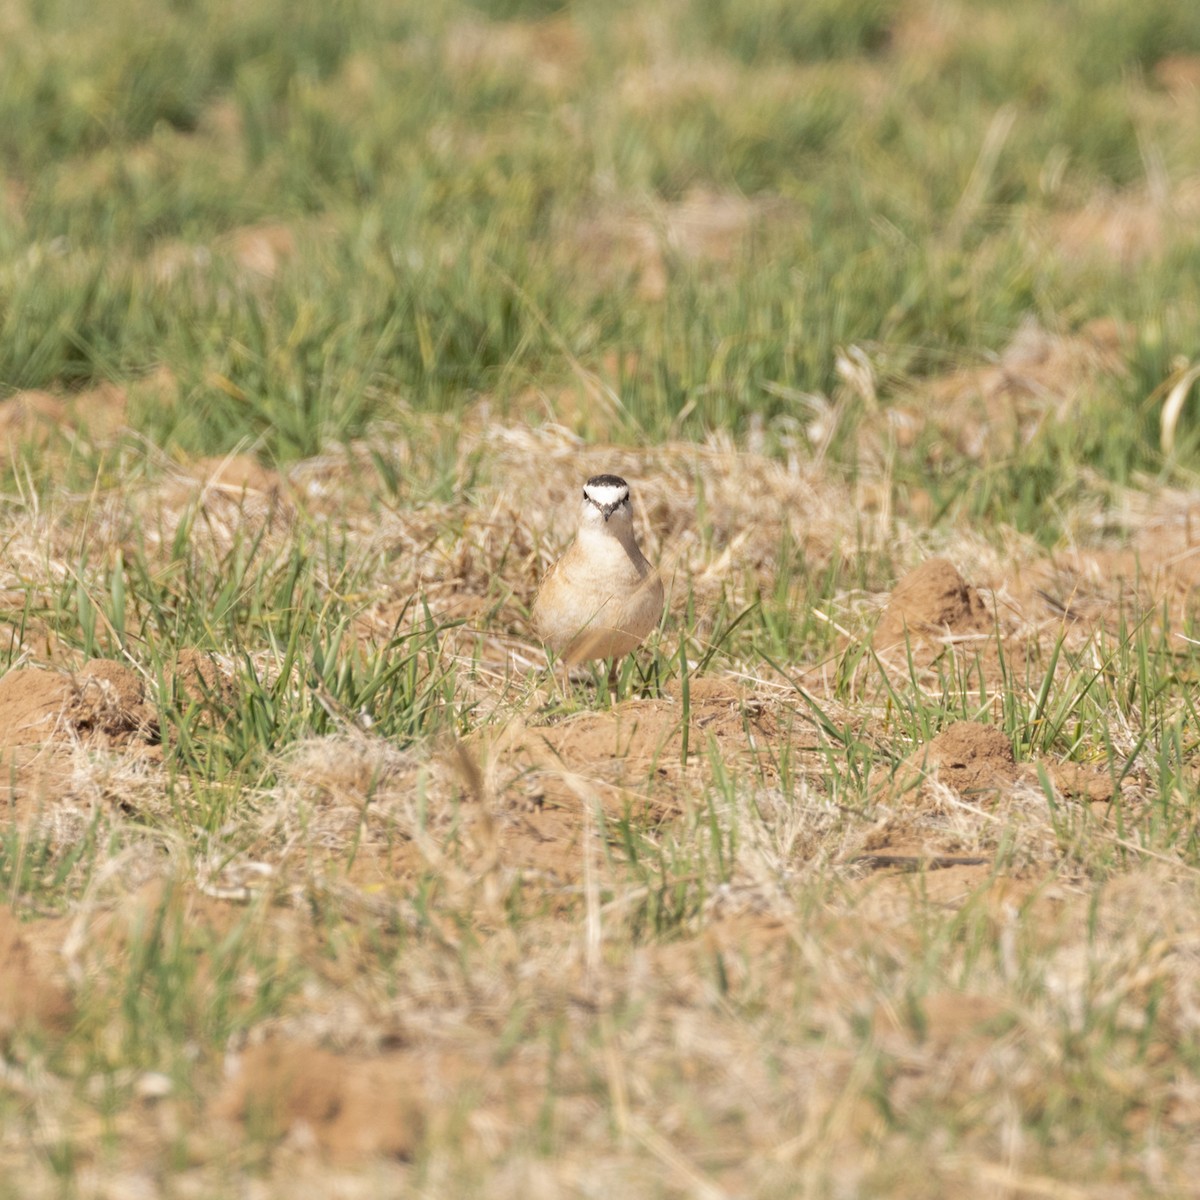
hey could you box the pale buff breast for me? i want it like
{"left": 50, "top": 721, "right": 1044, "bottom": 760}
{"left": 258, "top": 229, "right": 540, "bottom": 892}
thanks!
{"left": 533, "top": 536, "right": 664, "bottom": 663}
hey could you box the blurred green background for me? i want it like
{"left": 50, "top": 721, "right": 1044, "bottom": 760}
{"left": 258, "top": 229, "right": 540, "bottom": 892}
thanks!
{"left": 1, "top": 0, "right": 1198, "bottom": 477}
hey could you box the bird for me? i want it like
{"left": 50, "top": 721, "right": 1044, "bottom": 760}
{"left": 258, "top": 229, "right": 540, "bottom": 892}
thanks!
{"left": 532, "top": 473, "right": 664, "bottom": 696}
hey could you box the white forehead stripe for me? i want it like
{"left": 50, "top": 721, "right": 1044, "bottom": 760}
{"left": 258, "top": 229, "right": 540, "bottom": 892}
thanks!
{"left": 583, "top": 483, "right": 629, "bottom": 507}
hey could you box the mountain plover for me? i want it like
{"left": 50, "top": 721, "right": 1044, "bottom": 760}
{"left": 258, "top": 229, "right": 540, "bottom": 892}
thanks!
{"left": 532, "top": 473, "right": 664, "bottom": 692}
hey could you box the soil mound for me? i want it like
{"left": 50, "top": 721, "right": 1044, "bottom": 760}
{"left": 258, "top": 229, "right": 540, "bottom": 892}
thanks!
{"left": 0, "top": 908, "right": 72, "bottom": 1040}
{"left": 215, "top": 1040, "right": 426, "bottom": 1162}
{"left": 0, "top": 660, "right": 156, "bottom": 749}
{"left": 920, "top": 721, "right": 1019, "bottom": 792}
{"left": 148, "top": 454, "right": 291, "bottom": 557}
{"left": 186, "top": 454, "right": 282, "bottom": 496}
{"left": 169, "top": 649, "right": 232, "bottom": 711}
{"left": 481, "top": 678, "right": 776, "bottom": 807}
{"left": 876, "top": 720, "right": 1114, "bottom": 808}
{"left": 874, "top": 558, "right": 994, "bottom": 651}
{"left": 882, "top": 720, "right": 1021, "bottom": 802}
{"left": 874, "top": 318, "right": 1129, "bottom": 463}
{"left": 0, "top": 383, "right": 127, "bottom": 452}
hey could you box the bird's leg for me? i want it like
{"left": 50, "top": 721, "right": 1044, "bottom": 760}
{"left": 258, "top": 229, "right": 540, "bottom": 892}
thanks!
{"left": 606, "top": 658, "right": 619, "bottom": 705}
{"left": 544, "top": 651, "right": 570, "bottom": 705}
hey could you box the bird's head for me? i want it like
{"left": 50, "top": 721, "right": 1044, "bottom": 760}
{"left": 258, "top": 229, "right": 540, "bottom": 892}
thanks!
{"left": 580, "top": 473, "right": 632, "bottom": 530}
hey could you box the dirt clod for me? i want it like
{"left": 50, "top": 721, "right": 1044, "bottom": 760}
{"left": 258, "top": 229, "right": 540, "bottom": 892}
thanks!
{"left": 0, "top": 908, "right": 73, "bottom": 1040}
{"left": 71, "top": 660, "right": 156, "bottom": 741}
{"left": 928, "top": 721, "right": 1015, "bottom": 777}
{"left": 880, "top": 720, "right": 1020, "bottom": 803}
{"left": 186, "top": 454, "right": 281, "bottom": 496}
{"left": 876, "top": 721, "right": 1117, "bottom": 814}
{"left": 0, "top": 661, "right": 156, "bottom": 750}
{"left": 215, "top": 1040, "right": 425, "bottom": 1162}
{"left": 168, "top": 649, "right": 233, "bottom": 714}
{"left": 0, "top": 668, "right": 77, "bottom": 746}
{"left": 1046, "top": 761, "right": 1115, "bottom": 803}
{"left": 0, "top": 384, "right": 127, "bottom": 452}
{"left": 874, "top": 558, "right": 994, "bottom": 651}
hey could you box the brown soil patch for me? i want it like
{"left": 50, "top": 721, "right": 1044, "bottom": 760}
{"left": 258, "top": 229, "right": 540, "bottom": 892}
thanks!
{"left": 873, "top": 558, "right": 996, "bottom": 654}
{"left": 873, "top": 988, "right": 1009, "bottom": 1053}
{"left": 1155, "top": 54, "right": 1200, "bottom": 96}
{"left": 453, "top": 679, "right": 780, "bottom": 885}
{"left": 214, "top": 1039, "right": 474, "bottom": 1162}
{"left": 0, "top": 382, "right": 127, "bottom": 451}
{"left": 73, "top": 381, "right": 129, "bottom": 439}
{"left": 170, "top": 648, "right": 233, "bottom": 711}
{"left": 867, "top": 555, "right": 1107, "bottom": 690}
{"left": 880, "top": 720, "right": 1021, "bottom": 803}
{"left": 0, "top": 907, "right": 73, "bottom": 1040}
{"left": 873, "top": 720, "right": 1113, "bottom": 809}
{"left": 0, "top": 660, "right": 160, "bottom": 822}
{"left": 483, "top": 678, "right": 776, "bottom": 804}
{"left": 1047, "top": 761, "right": 1114, "bottom": 803}
{"left": 445, "top": 15, "right": 586, "bottom": 94}
{"left": 0, "top": 660, "right": 156, "bottom": 751}
{"left": 569, "top": 188, "right": 785, "bottom": 301}
{"left": 0, "top": 667, "right": 79, "bottom": 747}
{"left": 877, "top": 318, "right": 1127, "bottom": 463}
{"left": 0, "top": 389, "right": 68, "bottom": 449}
{"left": 1044, "top": 184, "right": 1200, "bottom": 270}
{"left": 83, "top": 878, "right": 249, "bottom": 957}
{"left": 219, "top": 223, "right": 296, "bottom": 281}
{"left": 70, "top": 660, "right": 156, "bottom": 742}
{"left": 147, "top": 454, "right": 292, "bottom": 556}
{"left": 184, "top": 453, "right": 283, "bottom": 497}
{"left": 853, "top": 862, "right": 1044, "bottom": 928}
{"left": 1016, "top": 486, "right": 1200, "bottom": 632}
{"left": 629, "top": 914, "right": 801, "bottom": 1013}
{"left": 859, "top": 719, "right": 1113, "bottom": 907}
{"left": 490, "top": 798, "right": 592, "bottom": 887}
{"left": 0, "top": 650, "right": 228, "bottom": 767}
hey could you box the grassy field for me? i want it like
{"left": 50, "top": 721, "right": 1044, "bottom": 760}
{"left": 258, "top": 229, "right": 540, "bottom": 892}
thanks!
{"left": 3, "top": 0, "right": 1200, "bottom": 1194}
